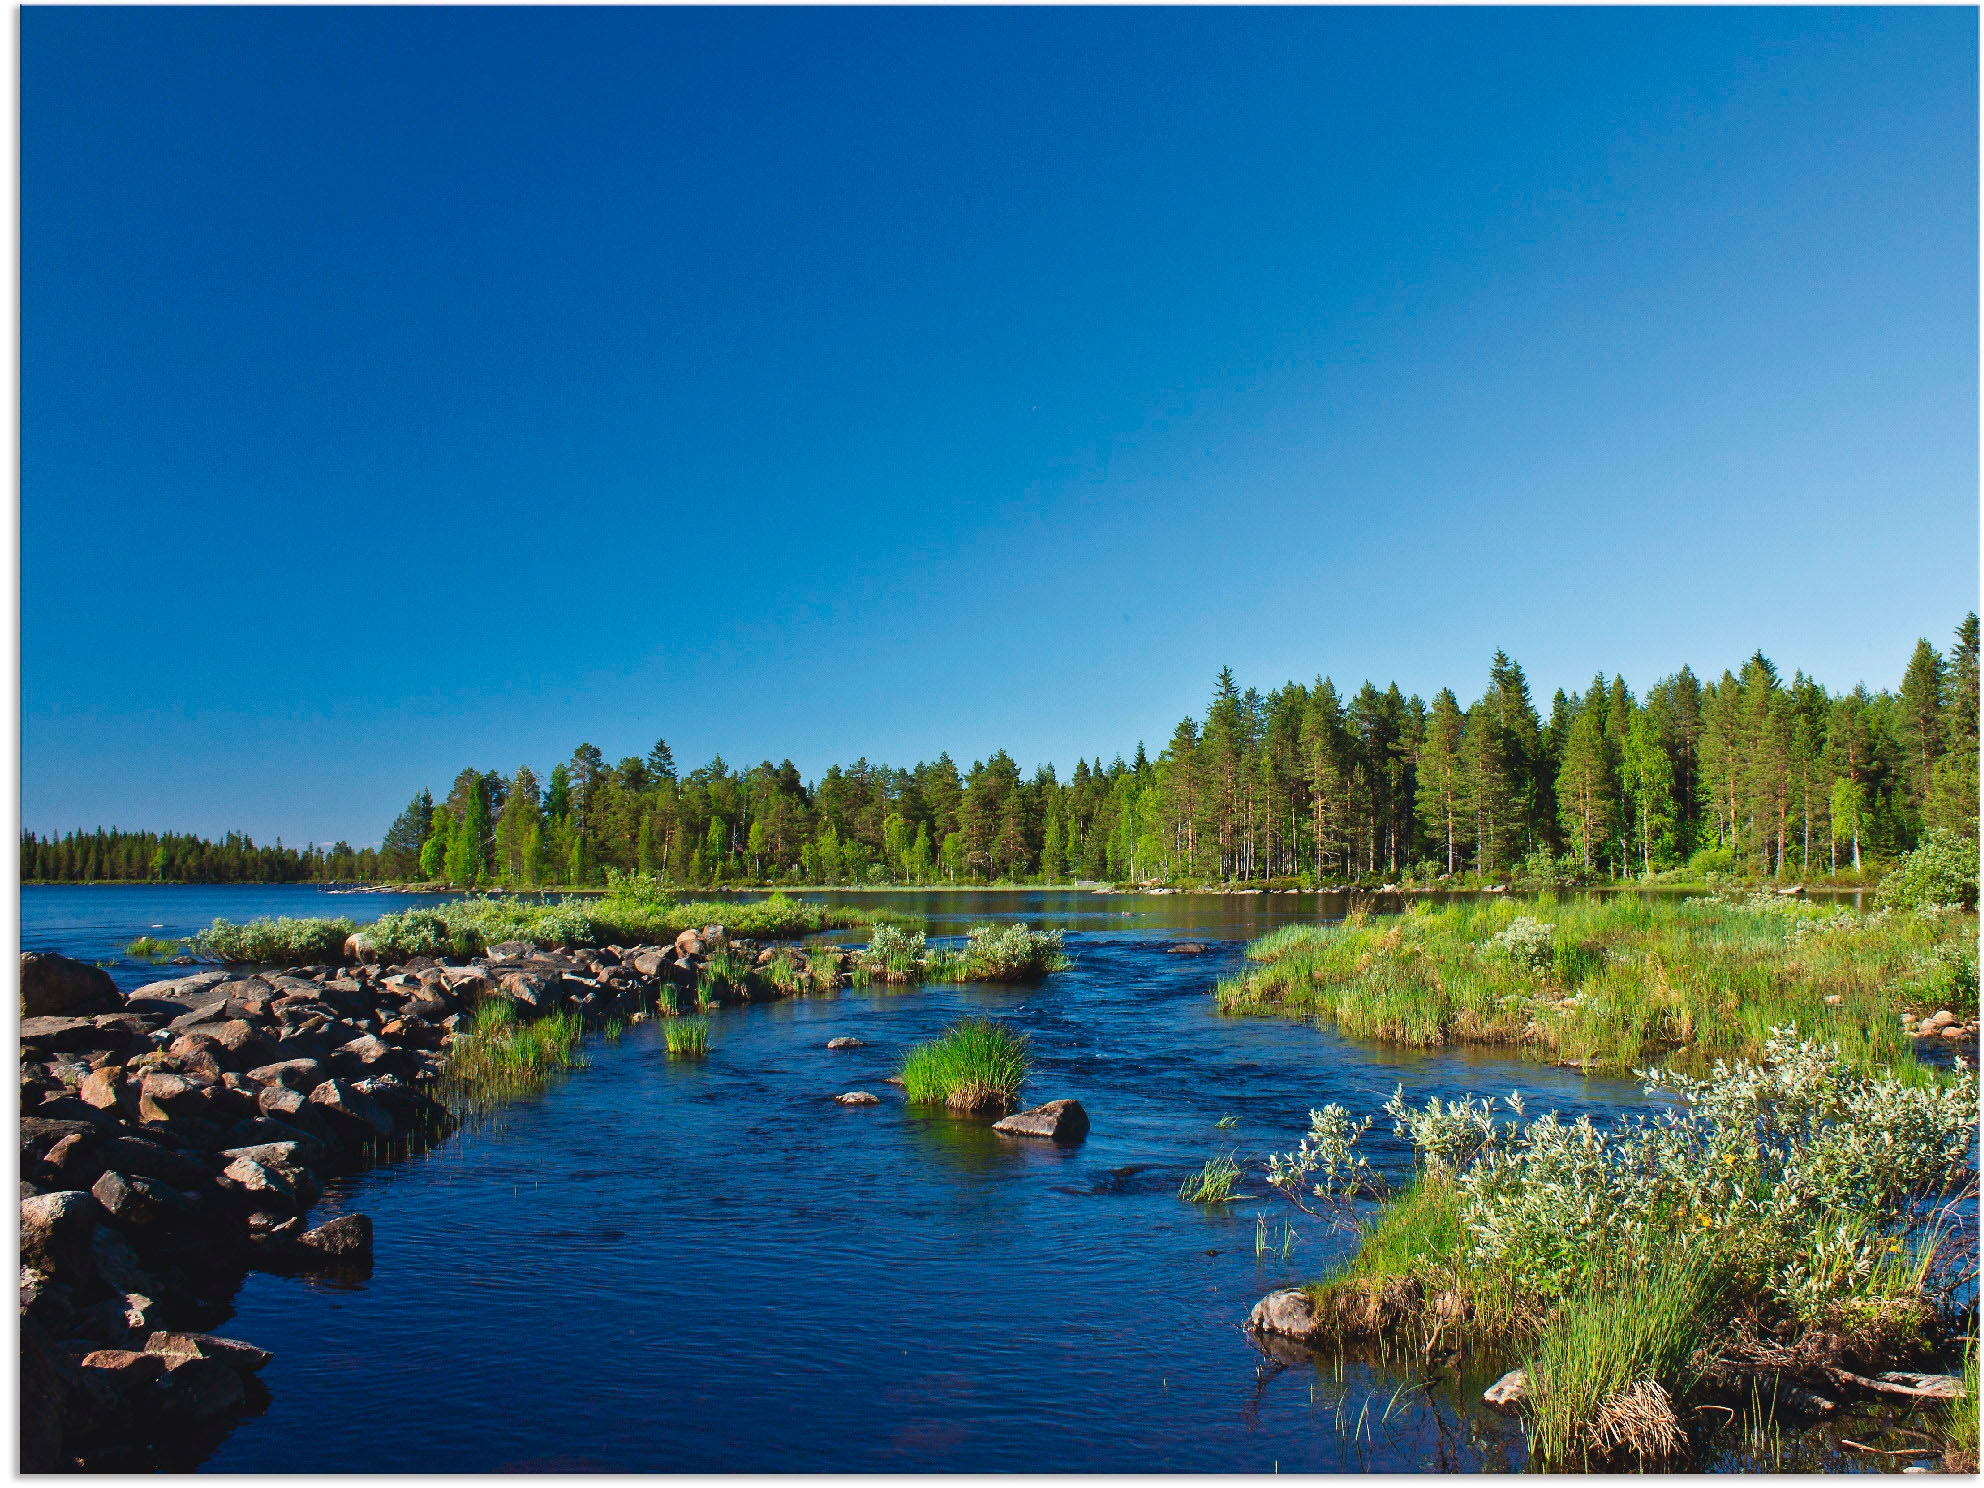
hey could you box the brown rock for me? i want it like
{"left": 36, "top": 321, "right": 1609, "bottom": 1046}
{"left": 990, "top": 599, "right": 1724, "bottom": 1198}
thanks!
{"left": 20, "top": 951, "right": 123, "bottom": 1017}
{"left": 1484, "top": 1367, "right": 1529, "bottom": 1413}
{"left": 674, "top": 929, "right": 705, "bottom": 959}
{"left": 137, "top": 1071, "right": 214, "bottom": 1123}
{"left": 78, "top": 1066, "right": 126, "bottom": 1112}
{"left": 22, "top": 1189, "right": 99, "bottom": 1279}
{"left": 992, "top": 1099, "right": 1091, "bottom": 1142}
{"left": 292, "top": 1212, "right": 373, "bottom": 1262}
{"left": 1247, "top": 1288, "right": 1323, "bottom": 1344}
{"left": 147, "top": 1330, "right": 273, "bottom": 1372}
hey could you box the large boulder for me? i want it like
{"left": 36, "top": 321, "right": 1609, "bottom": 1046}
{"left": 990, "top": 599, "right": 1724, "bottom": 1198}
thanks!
{"left": 22, "top": 1189, "right": 100, "bottom": 1280}
{"left": 21, "top": 952, "right": 122, "bottom": 1017}
{"left": 991, "top": 1099, "right": 1091, "bottom": 1142}
{"left": 291, "top": 1212, "right": 373, "bottom": 1264}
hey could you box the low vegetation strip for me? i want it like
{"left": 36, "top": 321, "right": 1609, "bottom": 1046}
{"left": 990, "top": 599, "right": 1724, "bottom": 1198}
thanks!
{"left": 1248, "top": 1029, "right": 1978, "bottom": 1467}
{"left": 857, "top": 922, "right": 1071, "bottom": 986}
{"left": 1216, "top": 882, "right": 1977, "bottom": 1076}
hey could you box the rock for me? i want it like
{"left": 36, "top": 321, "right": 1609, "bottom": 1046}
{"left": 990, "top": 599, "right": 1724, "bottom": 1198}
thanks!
{"left": 488, "top": 939, "right": 536, "bottom": 960}
{"left": 218, "top": 1154, "right": 317, "bottom": 1212}
{"left": 883, "top": 1074, "right": 906, "bottom": 1086}
{"left": 99, "top": 1134, "right": 210, "bottom": 1190}
{"left": 147, "top": 1329, "right": 273, "bottom": 1372}
{"left": 156, "top": 1353, "right": 248, "bottom": 1418}
{"left": 992, "top": 1099, "right": 1091, "bottom": 1142}
{"left": 1775, "top": 884, "right": 1806, "bottom": 897}
{"left": 91, "top": 1224, "right": 158, "bottom": 1293}
{"left": 42, "top": 1130, "right": 105, "bottom": 1188}
{"left": 1931, "top": 1010, "right": 1956, "bottom": 1030}
{"left": 701, "top": 924, "right": 729, "bottom": 947}
{"left": 21, "top": 1116, "right": 97, "bottom": 1164}
{"left": 80, "top": 1346, "right": 169, "bottom": 1389}
{"left": 137, "top": 1071, "right": 214, "bottom": 1123}
{"left": 20, "top": 1015, "right": 108, "bottom": 1053}
{"left": 1822, "top": 994, "right": 1843, "bottom": 1006}
{"left": 1484, "top": 1367, "right": 1529, "bottom": 1413}
{"left": 308, "top": 1077, "right": 395, "bottom": 1140}
{"left": 674, "top": 929, "right": 705, "bottom": 959}
{"left": 1166, "top": 942, "right": 1207, "bottom": 955}
{"left": 1944, "top": 1025, "right": 1967, "bottom": 1040}
{"left": 1247, "top": 1288, "right": 1323, "bottom": 1344}
{"left": 342, "top": 932, "right": 376, "bottom": 964}
{"left": 165, "top": 999, "right": 231, "bottom": 1033}
{"left": 21, "top": 1314, "right": 70, "bottom": 1472}
{"left": 292, "top": 1212, "right": 373, "bottom": 1262}
{"left": 208, "top": 1019, "right": 280, "bottom": 1070}
{"left": 247, "top": 1057, "right": 330, "bottom": 1093}
{"left": 826, "top": 1036, "right": 866, "bottom": 1049}
{"left": 499, "top": 971, "right": 554, "bottom": 1010}
{"left": 835, "top": 1091, "right": 882, "bottom": 1106}
{"left": 20, "top": 951, "right": 123, "bottom": 1017}
{"left": 78, "top": 1066, "right": 126, "bottom": 1112}
{"left": 91, "top": 1170, "right": 190, "bottom": 1231}
{"left": 22, "top": 1190, "right": 99, "bottom": 1279}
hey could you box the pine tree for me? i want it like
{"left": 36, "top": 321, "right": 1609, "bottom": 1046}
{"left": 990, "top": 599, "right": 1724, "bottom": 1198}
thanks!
{"left": 1898, "top": 638, "right": 1947, "bottom": 816}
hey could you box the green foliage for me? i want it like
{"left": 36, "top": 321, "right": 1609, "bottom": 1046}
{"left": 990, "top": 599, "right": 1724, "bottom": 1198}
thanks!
{"left": 440, "top": 1002, "right": 586, "bottom": 1111}
{"left": 124, "top": 935, "right": 186, "bottom": 960}
{"left": 925, "top": 923, "right": 1070, "bottom": 983}
{"left": 897, "top": 1017, "right": 1031, "bottom": 1111}
{"left": 1178, "top": 1152, "right": 1244, "bottom": 1204}
{"left": 664, "top": 1017, "right": 711, "bottom": 1057}
{"left": 1877, "top": 830, "right": 1980, "bottom": 911}
{"left": 190, "top": 915, "right": 357, "bottom": 965}
{"left": 1524, "top": 1242, "right": 1722, "bottom": 1467}
{"left": 1218, "top": 895, "right": 1975, "bottom": 1076}
{"left": 857, "top": 924, "right": 927, "bottom": 983}
{"left": 1945, "top": 1346, "right": 1979, "bottom": 1470}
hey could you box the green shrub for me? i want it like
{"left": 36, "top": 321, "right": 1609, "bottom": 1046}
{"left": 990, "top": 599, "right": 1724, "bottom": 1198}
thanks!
{"left": 1878, "top": 831, "right": 1980, "bottom": 912}
{"left": 927, "top": 923, "right": 1069, "bottom": 983}
{"left": 858, "top": 924, "right": 927, "bottom": 982}
{"left": 897, "top": 1017, "right": 1030, "bottom": 1111}
{"left": 190, "top": 915, "right": 356, "bottom": 965}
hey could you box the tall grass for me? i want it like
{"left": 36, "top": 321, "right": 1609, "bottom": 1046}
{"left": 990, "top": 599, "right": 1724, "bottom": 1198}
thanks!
{"left": 1178, "top": 1152, "right": 1244, "bottom": 1204}
{"left": 125, "top": 935, "right": 186, "bottom": 961}
{"left": 190, "top": 915, "right": 357, "bottom": 965}
{"left": 1217, "top": 895, "right": 1975, "bottom": 1075}
{"left": 1524, "top": 1243, "right": 1723, "bottom": 1467}
{"left": 439, "top": 1002, "right": 586, "bottom": 1111}
{"left": 897, "top": 1017, "right": 1031, "bottom": 1112}
{"left": 664, "top": 1017, "right": 711, "bottom": 1058}
{"left": 1944, "top": 1345, "right": 1979, "bottom": 1472}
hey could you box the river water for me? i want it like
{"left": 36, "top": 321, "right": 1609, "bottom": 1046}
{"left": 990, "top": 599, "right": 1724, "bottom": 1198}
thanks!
{"left": 20, "top": 885, "right": 1909, "bottom": 1471}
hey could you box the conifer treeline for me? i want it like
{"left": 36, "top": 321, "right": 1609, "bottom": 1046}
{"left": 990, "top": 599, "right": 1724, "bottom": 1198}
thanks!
{"left": 19, "top": 829, "right": 380, "bottom": 885}
{"left": 371, "top": 615, "right": 1978, "bottom": 889}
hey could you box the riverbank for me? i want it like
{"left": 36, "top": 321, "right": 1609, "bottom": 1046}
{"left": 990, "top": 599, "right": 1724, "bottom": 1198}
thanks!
{"left": 1242, "top": 1028, "right": 1978, "bottom": 1469}
{"left": 19, "top": 911, "right": 912, "bottom": 1470}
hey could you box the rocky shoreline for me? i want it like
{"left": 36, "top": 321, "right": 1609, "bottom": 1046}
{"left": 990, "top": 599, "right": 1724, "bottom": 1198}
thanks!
{"left": 20, "top": 925, "right": 837, "bottom": 1471}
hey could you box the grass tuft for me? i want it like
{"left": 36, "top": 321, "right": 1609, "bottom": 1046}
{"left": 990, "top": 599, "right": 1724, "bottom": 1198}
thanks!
{"left": 897, "top": 1017, "right": 1030, "bottom": 1112}
{"left": 665, "top": 1017, "right": 711, "bottom": 1058}
{"left": 1178, "top": 1152, "right": 1244, "bottom": 1203}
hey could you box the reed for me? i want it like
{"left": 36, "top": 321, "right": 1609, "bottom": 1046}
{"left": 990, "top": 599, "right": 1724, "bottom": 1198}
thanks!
{"left": 1178, "top": 1152, "right": 1244, "bottom": 1204}
{"left": 665, "top": 1017, "right": 711, "bottom": 1058}
{"left": 897, "top": 1017, "right": 1030, "bottom": 1112}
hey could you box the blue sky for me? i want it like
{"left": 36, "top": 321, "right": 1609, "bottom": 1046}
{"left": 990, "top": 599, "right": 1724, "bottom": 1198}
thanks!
{"left": 23, "top": 7, "right": 1978, "bottom": 846}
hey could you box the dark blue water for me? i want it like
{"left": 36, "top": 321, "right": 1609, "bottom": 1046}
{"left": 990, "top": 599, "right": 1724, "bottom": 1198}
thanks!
{"left": 17, "top": 886, "right": 1903, "bottom": 1471}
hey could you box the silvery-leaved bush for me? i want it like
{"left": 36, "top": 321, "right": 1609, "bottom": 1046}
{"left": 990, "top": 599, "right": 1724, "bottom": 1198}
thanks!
{"left": 1385, "top": 1027, "right": 1975, "bottom": 1315}
{"left": 1266, "top": 1103, "right": 1376, "bottom": 1203}
{"left": 1488, "top": 915, "right": 1555, "bottom": 974}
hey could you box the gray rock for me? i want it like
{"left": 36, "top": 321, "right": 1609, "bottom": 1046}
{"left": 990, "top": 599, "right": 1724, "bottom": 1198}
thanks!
{"left": 148, "top": 1329, "right": 273, "bottom": 1372}
{"left": 1484, "top": 1368, "right": 1528, "bottom": 1412}
{"left": 992, "top": 1099, "right": 1091, "bottom": 1142}
{"left": 826, "top": 1036, "right": 866, "bottom": 1049}
{"left": 1879, "top": 1371, "right": 1964, "bottom": 1399}
{"left": 20, "top": 1015, "right": 106, "bottom": 1053}
{"left": 1166, "top": 942, "right": 1208, "bottom": 955}
{"left": 1247, "top": 1288, "right": 1323, "bottom": 1343}
{"left": 835, "top": 1091, "right": 882, "bottom": 1106}
{"left": 20, "top": 952, "right": 123, "bottom": 1017}
{"left": 308, "top": 1077, "right": 395, "bottom": 1139}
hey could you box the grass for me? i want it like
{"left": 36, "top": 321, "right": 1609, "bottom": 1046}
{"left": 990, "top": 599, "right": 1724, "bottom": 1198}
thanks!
{"left": 1943, "top": 1344, "right": 1980, "bottom": 1472}
{"left": 438, "top": 1001, "right": 586, "bottom": 1111}
{"left": 1216, "top": 894, "right": 1977, "bottom": 1076}
{"left": 1178, "top": 1152, "right": 1244, "bottom": 1203}
{"left": 664, "top": 1017, "right": 711, "bottom": 1058}
{"left": 189, "top": 914, "right": 358, "bottom": 965}
{"left": 124, "top": 935, "right": 186, "bottom": 960}
{"left": 897, "top": 1017, "right": 1031, "bottom": 1112}
{"left": 1523, "top": 1242, "right": 1723, "bottom": 1468}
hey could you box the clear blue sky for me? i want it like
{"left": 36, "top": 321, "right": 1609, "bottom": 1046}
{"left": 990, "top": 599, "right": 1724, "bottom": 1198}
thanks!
{"left": 23, "top": 7, "right": 1978, "bottom": 847}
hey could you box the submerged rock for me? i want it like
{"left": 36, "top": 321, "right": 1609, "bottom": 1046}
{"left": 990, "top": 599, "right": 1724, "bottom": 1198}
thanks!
{"left": 1166, "top": 943, "right": 1207, "bottom": 955}
{"left": 834, "top": 1091, "right": 881, "bottom": 1106}
{"left": 1483, "top": 1367, "right": 1528, "bottom": 1413}
{"left": 991, "top": 1099, "right": 1091, "bottom": 1143}
{"left": 825, "top": 1036, "right": 865, "bottom": 1049}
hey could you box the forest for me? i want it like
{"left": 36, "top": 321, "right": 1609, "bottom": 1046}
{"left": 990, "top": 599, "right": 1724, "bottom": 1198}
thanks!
{"left": 25, "top": 615, "right": 1978, "bottom": 890}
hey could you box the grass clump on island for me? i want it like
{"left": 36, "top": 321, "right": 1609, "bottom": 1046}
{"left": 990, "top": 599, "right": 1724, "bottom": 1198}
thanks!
{"left": 897, "top": 1017, "right": 1031, "bottom": 1112}
{"left": 664, "top": 1017, "right": 711, "bottom": 1058}
{"left": 1215, "top": 843, "right": 1977, "bottom": 1077}
{"left": 124, "top": 934, "right": 187, "bottom": 961}
{"left": 1256, "top": 1029, "right": 1977, "bottom": 1467}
